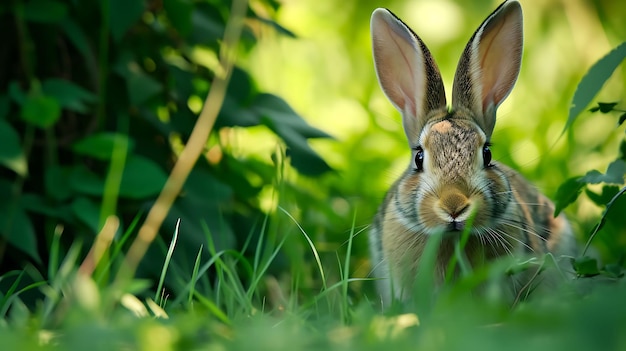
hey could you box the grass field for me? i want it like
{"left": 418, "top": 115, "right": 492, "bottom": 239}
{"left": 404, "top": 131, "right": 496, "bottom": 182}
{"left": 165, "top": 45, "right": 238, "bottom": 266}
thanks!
{"left": 1, "top": 210, "right": 625, "bottom": 351}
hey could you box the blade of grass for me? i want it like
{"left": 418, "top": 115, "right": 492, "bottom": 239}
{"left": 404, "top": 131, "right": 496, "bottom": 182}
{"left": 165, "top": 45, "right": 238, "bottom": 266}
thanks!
{"left": 170, "top": 250, "right": 227, "bottom": 307}
{"left": 300, "top": 278, "right": 374, "bottom": 310}
{"left": 94, "top": 212, "right": 142, "bottom": 284}
{"left": 340, "top": 210, "right": 358, "bottom": 323}
{"left": 47, "top": 225, "right": 63, "bottom": 283}
{"left": 203, "top": 227, "right": 251, "bottom": 313}
{"left": 445, "top": 210, "right": 477, "bottom": 282}
{"left": 200, "top": 221, "right": 254, "bottom": 279}
{"left": 193, "top": 290, "right": 231, "bottom": 325}
{"left": 0, "top": 280, "right": 47, "bottom": 319}
{"left": 412, "top": 231, "right": 444, "bottom": 317}
{"left": 247, "top": 230, "right": 290, "bottom": 300}
{"left": 187, "top": 245, "right": 203, "bottom": 308}
{"left": 582, "top": 185, "right": 626, "bottom": 256}
{"left": 41, "top": 242, "right": 83, "bottom": 325}
{"left": 253, "top": 214, "right": 270, "bottom": 276}
{"left": 513, "top": 256, "right": 548, "bottom": 306}
{"left": 278, "top": 206, "right": 326, "bottom": 290}
{"left": 79, "top": 215, "right": 118, "bottom": 277}
{"left": 0, "top": 270, "right": 25, "bottom": 316}
{"left": 154, "top": 218, "right": 180, "bottom": 305}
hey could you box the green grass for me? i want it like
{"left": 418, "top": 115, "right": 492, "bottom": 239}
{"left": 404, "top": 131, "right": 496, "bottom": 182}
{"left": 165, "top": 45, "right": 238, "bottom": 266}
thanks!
{"left": 1, "top": 208, "right": 625, "bottom": 351}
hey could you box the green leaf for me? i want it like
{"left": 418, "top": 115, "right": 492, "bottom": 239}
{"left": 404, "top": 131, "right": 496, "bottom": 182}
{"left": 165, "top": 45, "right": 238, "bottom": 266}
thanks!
{"left": 45, "top": 166, "right": 73, "bottom": 201}
{"left": 251, "top": 93, "right": 333, "bottom": 175}
{"left": 580, "top": 160, "right": 626, "bottom": 185}
{"left": 71, "top": 197, "right": 101, "bottom": 234}
{"left": 8, "top": 82, "right": 26, "bottom": 104}
{"left": 253, "top": 94, "right": 332, "bottom": 139}
{"left": 216, "top": 68, "right": 258, "bottom": 127}
{"left": 585, "top": 185, "right": 620, "bottom": 207}
{"left": 6, "top": 210, "right": 42, "bottom": 261}
{"left": 0, "top": 181, "right": 41, "bottom": 263}
{"left": 72, "top": 133, "right": 134, "bottom": 160}
{"left": 164, "top": 0, "right": 193, "bottom": 36}
{"left": 606, "top": 160, "right": 626, "bottom": 184}
{"left": 580, "top": 170, "right": 604, "bottom": 184}
{"left": 42, "top": 79, "right": 97, "bottom": 113}
{"left": 119, "top": 156, "right": 168, "bottom": 198}
{"left": 21, "top": 193, "right": 72, "bottom": 222}
{"left": 565, "top": 41, "right": 626, "bottom": 133}
{"left": 20, "top": 94, "right": 61, "bottom": 128}
{"left": 572, "top": 256, "right": 600, "bottom": 277}
{"left": 0, "top": 120, "right": 27, "bottom": 176}
{"left": 60, "top": 20, "right": 92, "bottom": 61}
{"left": 22, "top": 0, "right": 67, "bottom": 23}
{"left": 190, "top": 4, "right": 224, "bottom": 47}
{"left": 589, "top": 102, "right": 619, "bottom": 114}
{"left": 254, "top": 16, "right": 297, "bottom": 38}
{"left": 601, "top": 263, "right": 624, "bottom": 279}
{"left": 115, "top": 56, "right": 163, "bottom": 106}
{"left": 597, "top": 102, "right": 619, "bottom": 113}
{"left": 70, "top": 165, "right": 106, "bottom": 196}
{"left": 155, "top": 162, "right": 237, "bottom": 275}
{"left": 185, "top": 166, "right": 233, "bottom": 202}
{"left": 619, "top": 113, "right": 626, "bottom": 126}
{"left": 110, "top": 0, "right": 145, "bottom": 42}
{"left": 553, "top": 176, "right": 586, "bottom": 216}
{"left": 127, "top": 70, "right": 163, "bottom": 106}
{"left": 0, "top": 95, "right": 9, "bottom": 119}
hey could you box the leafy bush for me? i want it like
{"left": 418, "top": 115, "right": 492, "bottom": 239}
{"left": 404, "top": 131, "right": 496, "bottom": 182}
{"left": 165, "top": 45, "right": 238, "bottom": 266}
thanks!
{"left": 555, "top": 41, "right": 626, "bottom": 277}
{"left": 0, "top": 0, "right": 331, "bottom": 298}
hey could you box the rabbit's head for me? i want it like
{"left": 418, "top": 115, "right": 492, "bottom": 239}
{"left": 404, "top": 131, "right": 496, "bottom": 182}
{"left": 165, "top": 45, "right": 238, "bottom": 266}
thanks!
{"left": 371, "top": 0, "right": 523, "bottom": 235}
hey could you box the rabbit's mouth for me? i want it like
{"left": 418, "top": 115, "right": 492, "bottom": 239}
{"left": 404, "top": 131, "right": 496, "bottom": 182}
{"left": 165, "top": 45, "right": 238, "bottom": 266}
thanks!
{"left": 448, "top": 220, "right": 466, "bottom": 232}
{"left": 438, "top": 220, "right": 467, "bottom": 237}
{"left": 435, "top": 220, "right": 467, "bottom": 238}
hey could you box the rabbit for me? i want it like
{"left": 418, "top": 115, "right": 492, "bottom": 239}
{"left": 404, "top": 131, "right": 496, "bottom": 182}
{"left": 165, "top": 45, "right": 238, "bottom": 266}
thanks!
{"left": 368, "top": 0, "right": 575, "bottom": 304}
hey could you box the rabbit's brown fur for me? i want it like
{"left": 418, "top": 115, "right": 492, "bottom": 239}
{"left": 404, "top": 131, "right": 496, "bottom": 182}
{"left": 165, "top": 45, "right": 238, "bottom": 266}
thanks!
{"left": 369, "top": 0, "right": 574, "bottom": 304}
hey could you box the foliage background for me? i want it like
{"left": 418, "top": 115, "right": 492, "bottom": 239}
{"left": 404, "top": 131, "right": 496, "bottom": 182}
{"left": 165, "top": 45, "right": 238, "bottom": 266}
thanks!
{"left": 0, "top": 0, "right": 625, "bottom": 345}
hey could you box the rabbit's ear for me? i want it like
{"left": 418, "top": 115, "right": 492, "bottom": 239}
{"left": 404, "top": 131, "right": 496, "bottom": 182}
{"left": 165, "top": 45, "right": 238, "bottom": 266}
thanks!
{"left": 452, "top": 0, "right": 522, "bottom": 138}
{"left": 371, "top": 8, "right": 446, "bottom": 145}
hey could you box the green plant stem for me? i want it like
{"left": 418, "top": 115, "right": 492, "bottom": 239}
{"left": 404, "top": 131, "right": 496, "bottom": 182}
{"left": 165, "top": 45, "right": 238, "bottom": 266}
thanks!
{"left": 279, "top": 206, "right": 327, "bottom": 290}
{"left": 341, "top": 210, "right": 357, "bottom": 324}
{"left": 116, "top": 0, "right": 249, "bottom": 283}
{"left": 582, "top": 185, "right": 626, "bottom": 256}
{"left": 99, "top": 115, "right": 129, "bottom": 230}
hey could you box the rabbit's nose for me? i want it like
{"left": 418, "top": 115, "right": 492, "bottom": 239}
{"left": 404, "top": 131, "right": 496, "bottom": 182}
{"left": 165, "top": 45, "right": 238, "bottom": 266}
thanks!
{"left": 439, "top": 191, "right": 470, "bottom": 220}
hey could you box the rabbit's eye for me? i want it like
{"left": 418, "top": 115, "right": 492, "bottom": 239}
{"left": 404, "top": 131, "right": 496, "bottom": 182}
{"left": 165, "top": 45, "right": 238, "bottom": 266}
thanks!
{"left": 483, "top": 145, "right": 492, "bottom": 168}
{"left": 414, "top": 146, "right": 424, "bottom": 172}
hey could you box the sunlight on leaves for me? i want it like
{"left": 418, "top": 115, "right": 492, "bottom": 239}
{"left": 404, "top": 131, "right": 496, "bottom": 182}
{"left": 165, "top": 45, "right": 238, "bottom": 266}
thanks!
{"left": 0, "top": 120, "right": 27, "bottom": 176}
{"left": 566, "top": 41, "right": 626, "bottom": 133}
{"left": 580, "top": 160, "right": 626, "bottom": 185}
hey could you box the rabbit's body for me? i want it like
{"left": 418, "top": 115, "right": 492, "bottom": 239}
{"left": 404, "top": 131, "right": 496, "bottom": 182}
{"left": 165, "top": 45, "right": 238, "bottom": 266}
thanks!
{"left": 369, "top": 0, "right": 574, "bottom": 303}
